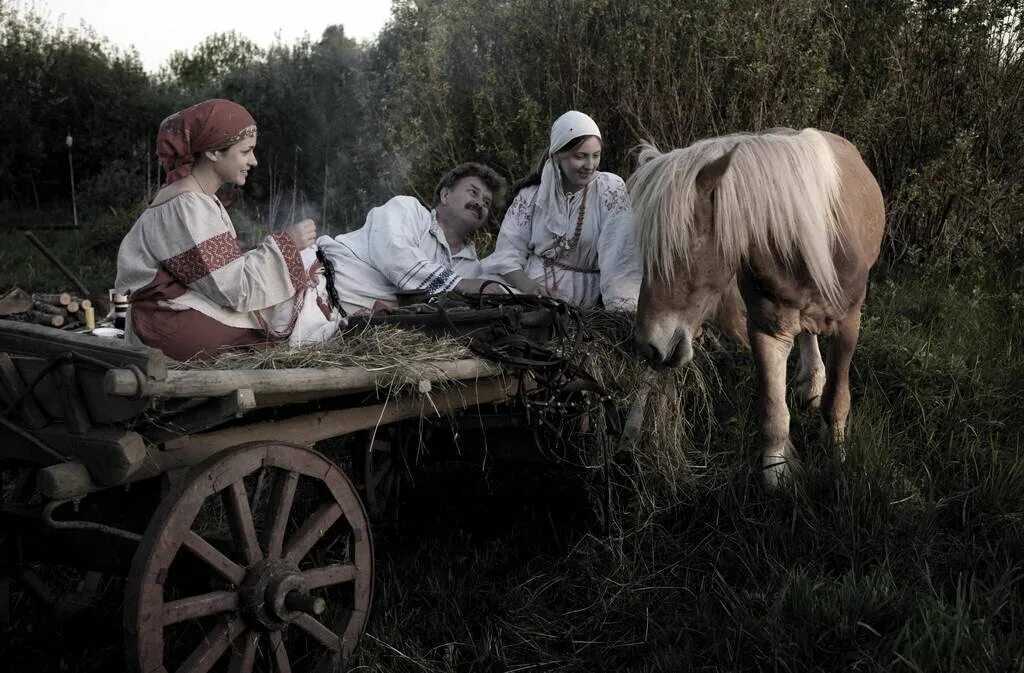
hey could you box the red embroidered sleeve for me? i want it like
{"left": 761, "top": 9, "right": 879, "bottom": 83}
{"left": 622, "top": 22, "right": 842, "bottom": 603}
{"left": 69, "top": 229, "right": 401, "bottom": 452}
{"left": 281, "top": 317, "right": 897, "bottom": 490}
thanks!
{"left": 161, "top": 232, "right": 243, "bottom": 285}
{"left": 271, "top": 231, "right": 310, "bottom": 289}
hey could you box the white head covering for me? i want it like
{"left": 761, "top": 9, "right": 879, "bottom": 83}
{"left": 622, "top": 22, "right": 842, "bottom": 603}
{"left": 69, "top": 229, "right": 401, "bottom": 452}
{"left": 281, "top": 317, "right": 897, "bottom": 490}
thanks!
{"left": 548, "top": 110, "right": 601, "bottom": 155}
{"left": 535, "top": 111, "right": 602, "bottom": 234}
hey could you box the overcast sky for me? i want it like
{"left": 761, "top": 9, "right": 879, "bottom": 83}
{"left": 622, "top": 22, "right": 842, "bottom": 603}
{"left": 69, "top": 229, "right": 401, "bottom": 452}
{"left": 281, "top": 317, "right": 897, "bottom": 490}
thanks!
{"left": 19, "top": 0, "right": 395, "bottom": 73}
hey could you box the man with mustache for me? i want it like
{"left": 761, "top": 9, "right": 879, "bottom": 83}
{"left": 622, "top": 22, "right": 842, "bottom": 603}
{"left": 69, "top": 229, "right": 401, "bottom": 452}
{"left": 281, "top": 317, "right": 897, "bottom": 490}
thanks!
{"left": 316, "top": 162, "right": 506, "bottom": 314}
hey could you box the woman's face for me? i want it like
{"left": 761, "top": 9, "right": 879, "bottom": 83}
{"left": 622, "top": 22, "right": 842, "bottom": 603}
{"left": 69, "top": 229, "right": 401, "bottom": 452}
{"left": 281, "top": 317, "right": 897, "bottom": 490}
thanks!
{"left": 213, "top": 132, "right": 258, "bottom": 186}
{"left": 556, "top": 136, "right": 601, "bottom": 193}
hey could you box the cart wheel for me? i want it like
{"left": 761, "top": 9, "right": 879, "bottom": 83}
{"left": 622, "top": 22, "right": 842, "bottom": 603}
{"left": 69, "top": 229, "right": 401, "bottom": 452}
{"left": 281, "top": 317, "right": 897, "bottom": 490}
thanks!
{"left": 363, "top": 425, "right": 423, "bottom": 520}
{"left": 125, "top": 442, "right": 373, "bottom": 673}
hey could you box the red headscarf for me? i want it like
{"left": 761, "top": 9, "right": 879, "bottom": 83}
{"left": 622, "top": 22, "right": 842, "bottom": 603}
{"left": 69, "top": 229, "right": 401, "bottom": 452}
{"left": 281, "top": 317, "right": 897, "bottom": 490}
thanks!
{"left": 156, "top": 99, "right": 257, "bottom": 184}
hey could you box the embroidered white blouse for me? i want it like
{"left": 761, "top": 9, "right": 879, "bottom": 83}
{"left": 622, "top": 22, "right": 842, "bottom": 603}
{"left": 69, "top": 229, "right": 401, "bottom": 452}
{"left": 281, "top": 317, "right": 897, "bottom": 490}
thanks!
{"left": 316, "top": 195, "right": 484, "bottom": 313}
{"left": 482, "top": 171, "right": 640, "bottom": 310}
{"left": 115, "top": 192, "right": 306, "bottom": 334}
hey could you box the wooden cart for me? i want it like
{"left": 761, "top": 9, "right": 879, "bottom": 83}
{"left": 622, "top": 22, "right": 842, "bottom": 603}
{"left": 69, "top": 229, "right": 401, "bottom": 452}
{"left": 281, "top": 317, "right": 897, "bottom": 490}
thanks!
{"left": 0, "top": 319, "right": 524, "bottom": 672}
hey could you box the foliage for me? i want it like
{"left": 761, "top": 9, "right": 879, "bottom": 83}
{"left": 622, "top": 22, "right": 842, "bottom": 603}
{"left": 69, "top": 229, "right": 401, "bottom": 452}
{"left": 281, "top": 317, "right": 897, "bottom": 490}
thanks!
{"left": 215, "top": 25, "right": 376, "bottom": 235}
{"left": 0, "top": 4, "right": 175, "bottom": 215}
{"left": 364, "top": 0, "right": 1024, "bottom": 269}
{"left": 3, "top": 1, "right": 1020, "bottom": 265}
{"left": 163, "top": 31, "right": 263, "bottom": 90}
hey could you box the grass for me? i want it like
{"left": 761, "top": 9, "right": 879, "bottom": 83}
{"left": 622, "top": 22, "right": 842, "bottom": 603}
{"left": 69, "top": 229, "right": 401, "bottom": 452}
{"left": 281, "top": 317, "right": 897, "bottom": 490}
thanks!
{"left": 0, "top": 225, "right": 123, "bottom": 295}
{"left": 346, "top": 265, "right": 1024, "bottom": 673}
{"left": 2, "top": 257, "right": 1022, "bottom": 672}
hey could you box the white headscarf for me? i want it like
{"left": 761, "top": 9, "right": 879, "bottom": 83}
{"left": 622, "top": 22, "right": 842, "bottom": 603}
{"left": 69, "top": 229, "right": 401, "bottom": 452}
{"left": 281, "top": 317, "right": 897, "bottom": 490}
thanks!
{"left": 535, "top": 111, "right": 602, "bottom": 233}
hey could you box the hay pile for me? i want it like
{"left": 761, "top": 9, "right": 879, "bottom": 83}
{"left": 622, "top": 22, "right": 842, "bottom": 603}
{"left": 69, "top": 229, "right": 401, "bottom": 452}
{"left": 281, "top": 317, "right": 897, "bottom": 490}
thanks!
{"left": 176, "top": 323, "right": 475, "bottom": 395}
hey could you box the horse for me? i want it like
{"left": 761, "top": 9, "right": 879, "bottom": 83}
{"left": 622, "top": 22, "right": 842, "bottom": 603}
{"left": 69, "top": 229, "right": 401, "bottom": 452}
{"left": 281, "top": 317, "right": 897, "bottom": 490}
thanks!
{"left": 628, "top": 128, "right": 885, "bottom": 487}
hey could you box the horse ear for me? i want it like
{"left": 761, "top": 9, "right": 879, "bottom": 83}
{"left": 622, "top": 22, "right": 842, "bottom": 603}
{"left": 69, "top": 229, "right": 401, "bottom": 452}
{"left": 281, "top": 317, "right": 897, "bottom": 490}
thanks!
{"left": 695, "top": 145, "right": 736, "bottom": 197}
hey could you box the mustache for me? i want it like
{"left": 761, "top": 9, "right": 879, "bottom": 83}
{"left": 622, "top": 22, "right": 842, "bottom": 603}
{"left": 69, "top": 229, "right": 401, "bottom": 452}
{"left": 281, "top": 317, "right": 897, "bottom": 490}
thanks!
{"left": 465, "top": 203, "right": 484, "bottom": 218}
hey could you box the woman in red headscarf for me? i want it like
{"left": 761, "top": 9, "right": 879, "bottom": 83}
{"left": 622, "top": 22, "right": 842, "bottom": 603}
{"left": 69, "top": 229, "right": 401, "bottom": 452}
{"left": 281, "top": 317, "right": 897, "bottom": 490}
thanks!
{"left": 115, "top": 99, "right": 328, "bottom": 360}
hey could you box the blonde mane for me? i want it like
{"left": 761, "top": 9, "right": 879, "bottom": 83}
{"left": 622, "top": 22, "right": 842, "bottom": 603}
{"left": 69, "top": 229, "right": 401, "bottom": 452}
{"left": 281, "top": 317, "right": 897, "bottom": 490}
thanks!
{"left": 628, "top": 129, "right": 845, "bottom": 306}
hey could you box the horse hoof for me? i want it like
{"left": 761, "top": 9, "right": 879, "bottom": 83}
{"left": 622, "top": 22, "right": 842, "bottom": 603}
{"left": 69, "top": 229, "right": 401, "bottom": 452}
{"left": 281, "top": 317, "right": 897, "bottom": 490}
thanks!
{"left": 761, "top": 455, "right": 796, "bottom": 489}
{"left": 818, "top": 421, "right": 848, "bottom": 461}
{"left": 794, "top": 376, "right": 825, "bottom": 409}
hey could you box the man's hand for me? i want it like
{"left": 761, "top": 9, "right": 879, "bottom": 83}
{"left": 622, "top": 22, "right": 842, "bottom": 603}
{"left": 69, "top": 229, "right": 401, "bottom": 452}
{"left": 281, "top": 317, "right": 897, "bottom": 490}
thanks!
{"left": 455, "top": 278, "right": 504, "bottom": 294}
{"left": 286, "top": 218, "right": 317, "bottom": 249}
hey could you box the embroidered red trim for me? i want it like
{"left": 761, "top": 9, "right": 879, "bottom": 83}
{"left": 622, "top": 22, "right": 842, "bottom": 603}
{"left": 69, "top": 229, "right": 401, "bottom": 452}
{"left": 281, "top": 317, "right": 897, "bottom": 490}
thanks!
{"left": 271, "top": 231, "right": 310, "bottom": 290}
{"left": 162, "top": 232, "right": 242, "bottom": 285}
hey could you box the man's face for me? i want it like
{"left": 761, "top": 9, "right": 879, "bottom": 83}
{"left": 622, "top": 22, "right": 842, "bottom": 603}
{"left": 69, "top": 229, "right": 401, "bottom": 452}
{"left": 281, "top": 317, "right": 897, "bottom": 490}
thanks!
{"left": 440, "top": 176, "right": 493, "bottom": 231}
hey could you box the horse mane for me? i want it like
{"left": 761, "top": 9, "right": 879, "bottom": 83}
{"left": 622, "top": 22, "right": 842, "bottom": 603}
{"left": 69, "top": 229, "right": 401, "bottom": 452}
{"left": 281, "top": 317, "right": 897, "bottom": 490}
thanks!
{"left": 628, "top": 129, "right": 845, "bottom": 306}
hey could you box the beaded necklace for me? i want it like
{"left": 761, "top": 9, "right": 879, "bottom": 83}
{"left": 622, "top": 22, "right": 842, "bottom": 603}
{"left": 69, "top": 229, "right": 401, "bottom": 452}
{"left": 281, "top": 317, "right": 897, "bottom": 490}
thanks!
{"left": 541, "top": 182, "right": 598, "bottom": 292}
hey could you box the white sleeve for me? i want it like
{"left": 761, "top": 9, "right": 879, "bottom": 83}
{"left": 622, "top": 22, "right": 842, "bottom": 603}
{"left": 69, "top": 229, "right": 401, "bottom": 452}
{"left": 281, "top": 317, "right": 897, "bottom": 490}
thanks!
{"left": 145, "top": 195, "right": 307, "bottom": 312}
{"left": 365, "top": 197, "right": 462, "bottom": 294}
{"left": 482, "top": 190, "right": 533, "bottom": 276}
{"left": 596, "top": 176, "right": 641, "bottom": 311}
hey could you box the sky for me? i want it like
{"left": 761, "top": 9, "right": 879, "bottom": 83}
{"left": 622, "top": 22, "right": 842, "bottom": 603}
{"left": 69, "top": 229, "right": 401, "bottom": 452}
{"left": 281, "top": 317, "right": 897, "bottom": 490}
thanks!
{"left": 19, "top": 0, "right": 395, "bottom": 73}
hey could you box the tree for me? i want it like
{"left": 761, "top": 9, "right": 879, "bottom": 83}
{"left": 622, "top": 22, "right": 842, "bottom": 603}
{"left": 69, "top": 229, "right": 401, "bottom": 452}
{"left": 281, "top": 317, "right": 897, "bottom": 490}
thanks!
{"left": 164, "top": 31, "right": 264, "bottom": 90}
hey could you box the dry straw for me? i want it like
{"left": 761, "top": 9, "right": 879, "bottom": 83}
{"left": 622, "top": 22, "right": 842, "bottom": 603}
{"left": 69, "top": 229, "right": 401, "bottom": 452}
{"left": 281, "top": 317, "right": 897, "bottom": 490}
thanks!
{"left": 177, "top": 323, "right": 474, "bottom": 395}
{"left": 574, "top": 310, "right": 723, "bottom": 512}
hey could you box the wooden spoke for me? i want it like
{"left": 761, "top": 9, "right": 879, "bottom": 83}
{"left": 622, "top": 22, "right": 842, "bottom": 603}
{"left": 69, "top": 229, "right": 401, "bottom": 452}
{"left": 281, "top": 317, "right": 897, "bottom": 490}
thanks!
{"left": 282, "top": 502, "right": 342, "bottom": 565}
{"left": 223, "top": 480, "right": 262, "bottom": 565}
{"left": 163, "top": 590, "right": 240, "bottom": 626}
{"left": 183, "top": 531, "right": 246, "bottom": 585}
{"left": 268, "top": 631, "right": 292, "bottom": 673}
{"left": 303, "top": 563, "right": 356, "bottom": 590}
{"left": 176, "top": 618, "right": 247, "bottom": 673}
{"left": 265, "top": 469, "right": 300, "bottom": 560}
{"left": 294, "top": 614, "right": 341, "bottom": 650}
{"left": 227, "top": 630, "right": 259, "bottom": 673}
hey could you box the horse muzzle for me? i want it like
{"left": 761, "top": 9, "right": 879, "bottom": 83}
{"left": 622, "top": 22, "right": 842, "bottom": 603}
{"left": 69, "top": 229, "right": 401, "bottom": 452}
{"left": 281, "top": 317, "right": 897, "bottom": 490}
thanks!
{"left": 635, "top": 329, "right": 693, "bottom": 369}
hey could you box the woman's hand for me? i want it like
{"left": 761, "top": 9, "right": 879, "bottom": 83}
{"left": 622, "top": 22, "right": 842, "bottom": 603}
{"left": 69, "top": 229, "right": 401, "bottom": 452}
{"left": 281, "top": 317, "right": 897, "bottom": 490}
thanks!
{"left": 501, "top": 270, "right": 549, "bottom": 296}
{"left": 286, "top": 218, "right": 317, "bottom": 249}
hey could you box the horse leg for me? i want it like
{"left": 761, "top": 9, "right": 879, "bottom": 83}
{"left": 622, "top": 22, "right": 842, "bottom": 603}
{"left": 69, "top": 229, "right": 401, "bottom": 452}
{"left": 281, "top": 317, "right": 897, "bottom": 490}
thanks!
{"left": 820, "top": 303, "right": 864, "bottom": 460}
{"left": 750, "top": 327, "right": 797, "bottom": 488}
{"left": 794, "top": 332, "right": 825, "bottom": 408}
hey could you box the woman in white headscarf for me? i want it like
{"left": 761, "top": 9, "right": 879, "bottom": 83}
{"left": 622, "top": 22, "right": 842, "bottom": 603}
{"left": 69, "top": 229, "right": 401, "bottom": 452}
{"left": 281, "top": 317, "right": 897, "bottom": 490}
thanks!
{"left": 481, "top": 111, "right": 640, "bottom": 310}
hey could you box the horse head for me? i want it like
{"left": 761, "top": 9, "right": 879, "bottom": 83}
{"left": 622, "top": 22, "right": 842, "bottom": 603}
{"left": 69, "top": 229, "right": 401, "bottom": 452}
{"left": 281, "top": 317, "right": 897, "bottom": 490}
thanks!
{"left": 632, "top": 145, "right": 738, "bottom": 369}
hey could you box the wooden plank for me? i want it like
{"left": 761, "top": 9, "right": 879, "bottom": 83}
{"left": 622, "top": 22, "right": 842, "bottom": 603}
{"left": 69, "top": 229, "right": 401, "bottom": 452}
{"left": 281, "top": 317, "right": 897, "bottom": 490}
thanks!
{"left": 105, "top": 358, "right": 501, "bottom": 399}
{"left": 138, "top": 389, "right": 257, "bottom": 443}
{"left": 32, "top": 426, "right": 147, "bottom": 485}
{"left": 0, "top": 288, "right": 34, "bottom": 316}
{"left": 57, "top": 362, "right": 91, "bottom": 434}
{"left": 38, "top": 377, "right": 522, "bottom": 499}
{"left": 13, "top": 355, "right": 151, "bottom": 424}
{"left": 0, "top": 352, "right": 48, "bottom": 428}
{"left": 159, "top": 376, "right": 517, "bottom": 459}
{"left": 0, "top": 319, "right": 167, "bottom": 381}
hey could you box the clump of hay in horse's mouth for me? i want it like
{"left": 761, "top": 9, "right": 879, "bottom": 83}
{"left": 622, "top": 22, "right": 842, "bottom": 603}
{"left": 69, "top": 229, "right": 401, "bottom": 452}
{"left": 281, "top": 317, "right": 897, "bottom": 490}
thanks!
{"left": 572, "top": 310, "right": 726, "bottom": 503}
